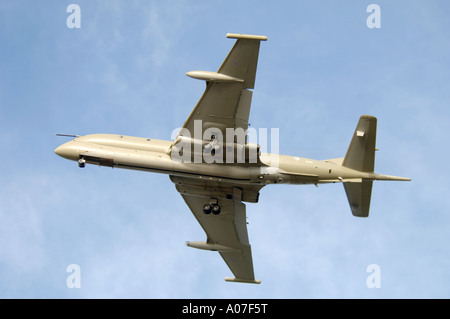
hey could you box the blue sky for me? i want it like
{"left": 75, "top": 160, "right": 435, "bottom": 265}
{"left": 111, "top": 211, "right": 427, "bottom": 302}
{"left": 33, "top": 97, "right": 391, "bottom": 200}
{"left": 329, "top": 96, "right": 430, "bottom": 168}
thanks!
{"left": 0, "top": 0, "right": 449, "bottom": 298}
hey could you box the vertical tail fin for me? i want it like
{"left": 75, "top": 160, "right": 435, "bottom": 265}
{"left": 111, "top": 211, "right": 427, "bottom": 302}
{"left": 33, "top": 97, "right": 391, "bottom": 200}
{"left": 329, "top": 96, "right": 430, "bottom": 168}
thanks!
{"left": 342, "top": 115, "right": 377, "bottom": 217}
{"left": 342, "top": 115, "right": 377, "bottom": 172}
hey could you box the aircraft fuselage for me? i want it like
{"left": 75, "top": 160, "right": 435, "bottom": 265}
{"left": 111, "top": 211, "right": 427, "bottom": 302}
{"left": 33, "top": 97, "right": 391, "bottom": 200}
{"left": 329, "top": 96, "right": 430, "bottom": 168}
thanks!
{"left": 54, "top": 133, "right": 397, "bottom": 202}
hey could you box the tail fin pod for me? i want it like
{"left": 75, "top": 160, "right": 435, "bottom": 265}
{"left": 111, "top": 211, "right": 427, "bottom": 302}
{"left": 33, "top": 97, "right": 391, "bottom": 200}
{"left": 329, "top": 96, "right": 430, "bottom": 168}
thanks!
{"left": 342, "top": 115, "right": 377, "bottom": 172}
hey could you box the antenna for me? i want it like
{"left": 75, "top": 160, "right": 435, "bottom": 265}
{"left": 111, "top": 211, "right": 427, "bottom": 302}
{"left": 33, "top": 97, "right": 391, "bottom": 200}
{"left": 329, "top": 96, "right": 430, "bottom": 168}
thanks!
{"left": 55, "top": 134, "right": 81, "bottom": 138}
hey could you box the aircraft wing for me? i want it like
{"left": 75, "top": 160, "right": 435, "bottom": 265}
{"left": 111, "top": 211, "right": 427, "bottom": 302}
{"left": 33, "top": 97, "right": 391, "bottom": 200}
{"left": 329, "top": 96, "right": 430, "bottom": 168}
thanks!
{"left": 180, "top": 34, "right": 267, "bottom": 138}
{"left": 170, "top": 175, "right": 262, "bottom": 284}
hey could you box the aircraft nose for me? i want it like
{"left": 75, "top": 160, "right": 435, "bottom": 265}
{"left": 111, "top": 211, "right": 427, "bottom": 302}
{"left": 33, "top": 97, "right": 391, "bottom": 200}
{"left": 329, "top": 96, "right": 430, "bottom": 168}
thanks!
{"left": 54, "top": 144, "right": 65, "bottom": 156}
{"left": 54, "top": 142, "right": 78, "bottom": 160}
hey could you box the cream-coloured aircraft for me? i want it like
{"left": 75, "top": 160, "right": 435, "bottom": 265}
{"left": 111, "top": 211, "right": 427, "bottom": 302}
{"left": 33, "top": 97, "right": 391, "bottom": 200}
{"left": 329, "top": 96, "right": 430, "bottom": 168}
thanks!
{"left": 55, "top": 33, "right": 410, "bottom": 284}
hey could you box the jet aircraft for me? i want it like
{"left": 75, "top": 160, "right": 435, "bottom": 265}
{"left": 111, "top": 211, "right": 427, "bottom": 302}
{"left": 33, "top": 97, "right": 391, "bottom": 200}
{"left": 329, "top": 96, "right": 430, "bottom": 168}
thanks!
{"left": 55, "top": 33, "right": 410, "bottom": 284}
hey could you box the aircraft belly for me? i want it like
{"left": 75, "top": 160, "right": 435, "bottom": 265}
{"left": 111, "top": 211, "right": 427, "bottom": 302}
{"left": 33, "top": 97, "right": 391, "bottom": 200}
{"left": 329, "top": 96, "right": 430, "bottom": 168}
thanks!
{"left": 114, "top": 149, "right": 174, "bottom": 173}
{"left": 170, "top": 162, "right": 253, "bottom": 184}
{"left": 73, "top": 141, "right": 173, "bottom": 173}
{"left": 75, "top": 141, "right": 256, "bottom": 183}
{"left": 74, "top": 140, "right": 363, "bottom": 185}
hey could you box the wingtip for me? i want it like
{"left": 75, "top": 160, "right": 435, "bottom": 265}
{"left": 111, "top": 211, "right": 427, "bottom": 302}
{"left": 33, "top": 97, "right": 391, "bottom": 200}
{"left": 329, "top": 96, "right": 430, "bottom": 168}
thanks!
{"left": 226, "top": 33, "right": 268, "bottom": 41}
{"left": 224, "top": 277, "right": 261, "bottom": 284}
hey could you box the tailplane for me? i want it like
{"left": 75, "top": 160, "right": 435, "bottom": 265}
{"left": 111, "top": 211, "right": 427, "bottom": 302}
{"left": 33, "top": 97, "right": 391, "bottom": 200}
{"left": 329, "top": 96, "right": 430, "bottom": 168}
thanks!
{"left": 343, "top": 180, "right": 373, "bottom": 217}
{"left": 342, "top": 115, "right": 377, "bottom": 217}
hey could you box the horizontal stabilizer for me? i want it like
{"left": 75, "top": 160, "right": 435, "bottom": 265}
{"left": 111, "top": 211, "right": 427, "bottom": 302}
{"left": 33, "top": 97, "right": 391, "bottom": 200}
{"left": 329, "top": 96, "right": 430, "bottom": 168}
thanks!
{"left": 343, "top": 115, "right": 377, "bottom": 172}
{"left": 343, "top": 180, "right": 373, "bottom": 217}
